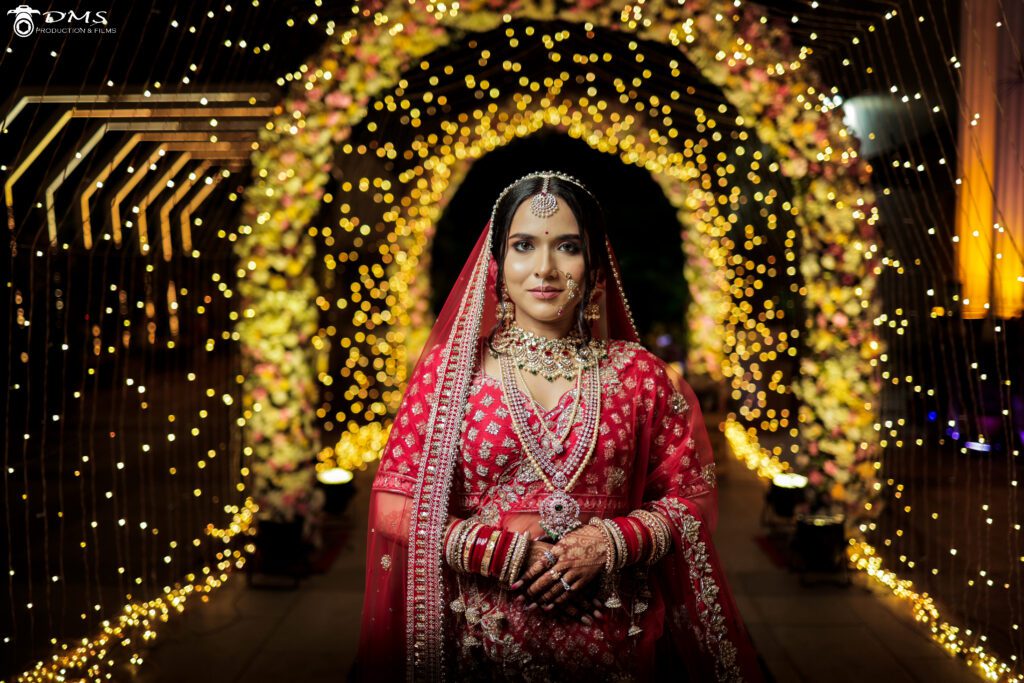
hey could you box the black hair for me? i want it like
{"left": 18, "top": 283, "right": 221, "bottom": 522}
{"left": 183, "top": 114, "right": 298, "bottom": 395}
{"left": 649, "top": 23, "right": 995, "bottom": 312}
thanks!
{"left": 486, "top": 174, "right": 610, "bottom": 355}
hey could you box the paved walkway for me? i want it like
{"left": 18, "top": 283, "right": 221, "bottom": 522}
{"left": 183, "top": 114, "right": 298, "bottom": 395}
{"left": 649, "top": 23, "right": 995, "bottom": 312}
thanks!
{"left": 137, "top": 448, "right": 977, "bottom": 682}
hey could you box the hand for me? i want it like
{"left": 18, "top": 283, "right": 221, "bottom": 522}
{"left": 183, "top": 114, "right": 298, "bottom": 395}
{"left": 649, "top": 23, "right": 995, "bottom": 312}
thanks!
{"left": 509, "top": 537, "right": 604, "bottom": 623}
{"left": 520, "top": 525, "right": 607, "bottom": 610}
{"left": 511, "top": 538, "right": 556, "bottom": 589}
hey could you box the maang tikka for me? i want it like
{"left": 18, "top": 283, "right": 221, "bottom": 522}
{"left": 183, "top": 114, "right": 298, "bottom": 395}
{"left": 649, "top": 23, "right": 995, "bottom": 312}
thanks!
{"left": 529, "top": 176, "right": 559, "bottom": 218}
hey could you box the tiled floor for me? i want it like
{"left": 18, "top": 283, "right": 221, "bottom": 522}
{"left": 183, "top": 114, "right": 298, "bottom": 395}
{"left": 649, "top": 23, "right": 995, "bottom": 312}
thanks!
{"left": 137, "top": 449, "right": 979, "bottom": 682}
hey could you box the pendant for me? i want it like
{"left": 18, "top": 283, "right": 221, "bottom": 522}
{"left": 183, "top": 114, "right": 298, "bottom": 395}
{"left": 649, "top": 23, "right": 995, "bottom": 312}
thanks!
{"left": 541, "top": 436, "right": 564, "bottom": 455}
{"left": 538, "top": 489, "right": 581, "bottom": 540}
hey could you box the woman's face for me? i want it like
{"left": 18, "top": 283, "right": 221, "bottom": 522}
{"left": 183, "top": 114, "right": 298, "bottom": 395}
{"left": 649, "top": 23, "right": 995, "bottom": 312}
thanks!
{"left": 502, "top": 194, "right": 587, "bottom": 337}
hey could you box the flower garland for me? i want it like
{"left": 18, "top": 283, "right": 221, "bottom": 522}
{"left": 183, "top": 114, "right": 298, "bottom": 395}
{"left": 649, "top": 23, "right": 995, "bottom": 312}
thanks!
{"left": 236, "top": 0, "right": 882, "bottom": 525}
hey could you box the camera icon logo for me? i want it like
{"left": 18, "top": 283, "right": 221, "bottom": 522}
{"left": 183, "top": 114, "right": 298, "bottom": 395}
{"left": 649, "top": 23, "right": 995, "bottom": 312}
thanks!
{"left": 7, "top": 4, "right": 41, "bottom": 38}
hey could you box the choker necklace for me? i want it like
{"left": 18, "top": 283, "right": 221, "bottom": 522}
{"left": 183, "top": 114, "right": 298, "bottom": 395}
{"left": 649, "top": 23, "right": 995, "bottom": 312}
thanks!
{"left": 491, "top": 323, "right": 606, "bottom": 382}
{"left": 499, "top": 351, "right": 602, "bottom": 540}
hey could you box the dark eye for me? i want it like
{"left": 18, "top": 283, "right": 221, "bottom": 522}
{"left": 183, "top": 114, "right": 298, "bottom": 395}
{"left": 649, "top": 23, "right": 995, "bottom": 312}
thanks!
{"left": 512, "top": 240, "right": 533, "bottom": 252}
{"left": 559, "top": 241, "right": 581, "bottom": 254}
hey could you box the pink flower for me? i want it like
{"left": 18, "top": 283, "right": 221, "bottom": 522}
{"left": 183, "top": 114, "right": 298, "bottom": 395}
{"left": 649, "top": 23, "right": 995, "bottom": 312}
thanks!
{"left": 326, "top": 91, "right": 353, "bottom": 109}
{"left": 832, "top": 312, "right": 849, "bottom": 329}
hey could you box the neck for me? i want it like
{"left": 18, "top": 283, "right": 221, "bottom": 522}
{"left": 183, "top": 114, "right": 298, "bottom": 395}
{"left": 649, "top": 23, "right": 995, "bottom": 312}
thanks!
{"left": 513, "top": 316, "right": 575, "bottom": 340}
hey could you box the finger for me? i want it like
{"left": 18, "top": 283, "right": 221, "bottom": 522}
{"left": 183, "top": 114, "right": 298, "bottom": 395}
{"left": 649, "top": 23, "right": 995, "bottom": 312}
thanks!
{"left": 526, "top": 572, "right": 556, "bottom": 599}
{"left": 540, "top": 572, "right": 572, "bottom": 604}
{"left": 520, "top": 559, "right": 545, "bottom": 583}
{"left": 540, "top": 583, "right": 563, "bottom": 605}
{"left": 524, "top": 547, "right": 558, "bottom": 581}
{"left": 521, "top": 550, "right": 556, "bottom": 583}
{"left": 552, "top": 575, "right": 580, "bottom": 606}
{"left": 527, "top": 560, "right": 568, "bottom": 598}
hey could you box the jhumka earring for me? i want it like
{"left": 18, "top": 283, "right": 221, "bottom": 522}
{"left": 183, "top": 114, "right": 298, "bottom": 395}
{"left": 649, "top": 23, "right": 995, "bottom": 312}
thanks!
{"left": 584, "top": 291, "right": 601, "bottom": 322}
{"left": 499, "top": 289, "right": 516, "bottom": 325}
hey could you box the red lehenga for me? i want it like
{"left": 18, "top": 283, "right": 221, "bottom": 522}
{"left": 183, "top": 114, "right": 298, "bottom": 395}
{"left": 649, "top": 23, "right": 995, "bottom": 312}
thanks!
{"left": 352, "top": 221, "right": 763, "bottom": 682}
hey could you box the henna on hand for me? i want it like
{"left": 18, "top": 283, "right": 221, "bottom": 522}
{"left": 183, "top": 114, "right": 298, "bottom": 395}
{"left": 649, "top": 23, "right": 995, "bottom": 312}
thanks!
{"left": 511, "top": 539, "right": 555, "bottom": 589}
{"left": 524, "top": 525, "right": 606, "bottom": 606}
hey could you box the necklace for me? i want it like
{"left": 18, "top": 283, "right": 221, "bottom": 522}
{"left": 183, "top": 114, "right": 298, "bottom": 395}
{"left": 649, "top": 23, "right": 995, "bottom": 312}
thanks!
{"left": 512, "top": 361, "right": 581, "bottom": 455}
{"left": 499, "top": 351, "right": 602, "bottom": 540}
{"left": 491, "top": 323, "right": 605, "bottom": 382}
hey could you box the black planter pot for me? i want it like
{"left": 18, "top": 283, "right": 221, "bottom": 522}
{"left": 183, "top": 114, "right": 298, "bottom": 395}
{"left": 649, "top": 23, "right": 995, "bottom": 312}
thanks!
{"left": 318, "top": 480, "right": 357, "bottom": 516}
{"left": 247, "top": 517, "right": 310, "bottom": 587}
{"left": 766, "top": 477, "right": 808, "bottom": 519}
{"left": 790, "top": 513, "right": 850, "bottom": 586}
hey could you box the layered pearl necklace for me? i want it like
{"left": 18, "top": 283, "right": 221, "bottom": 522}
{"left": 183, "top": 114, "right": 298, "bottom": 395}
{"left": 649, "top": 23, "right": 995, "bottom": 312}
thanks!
{"left": 494, "top": 325, "right": 605, "bottom": 540}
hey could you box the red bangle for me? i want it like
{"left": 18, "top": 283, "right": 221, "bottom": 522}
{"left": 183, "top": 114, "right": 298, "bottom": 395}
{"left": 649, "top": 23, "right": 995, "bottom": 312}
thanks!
{"left": 611, "top": 517, "right": 642, "bottom": 566}
{"left": 443, "top": 519, "right": 459, "bottom": 551}
{"left": 468, "top": 525, "right": 493, "bottom": 574}
{"left": 489, "top": 530, "right": 514, "bottom": 579}
{"left": 629, "top": 517, "right": 653, "bottom": 563}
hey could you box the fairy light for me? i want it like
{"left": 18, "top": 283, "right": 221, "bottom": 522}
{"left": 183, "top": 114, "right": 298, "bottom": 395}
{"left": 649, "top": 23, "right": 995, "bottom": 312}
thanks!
{"left": 237, "top": 2, "right": 1015, "bottom": 679}
{"left": 5, "top": 65, "right": 261, "bottom": 683}
{"left": 4, "top": 0, "right": 1021, "bottom": 679}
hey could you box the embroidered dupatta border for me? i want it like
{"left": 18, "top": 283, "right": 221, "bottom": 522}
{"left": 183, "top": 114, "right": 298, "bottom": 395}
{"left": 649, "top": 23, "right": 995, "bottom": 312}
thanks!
{"left": 651, "top": 498, "right": 744, "bottom": 683}
{"left": 405, "top": 227, "right": 493, "bottom": 681}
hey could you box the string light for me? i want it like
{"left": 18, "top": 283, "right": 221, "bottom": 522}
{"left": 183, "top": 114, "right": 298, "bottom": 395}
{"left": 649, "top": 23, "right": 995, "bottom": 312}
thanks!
{"left": 3, "top": 0, "right": 1021, "bottom": 679}
{"left": 235, "top": 2, "right": 1018, "bottom": 679}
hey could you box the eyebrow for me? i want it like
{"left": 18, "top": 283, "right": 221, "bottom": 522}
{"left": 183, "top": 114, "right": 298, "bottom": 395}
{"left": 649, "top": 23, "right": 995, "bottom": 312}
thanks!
{"left": 508, "top": 232, "right": 582, "bottom": 241}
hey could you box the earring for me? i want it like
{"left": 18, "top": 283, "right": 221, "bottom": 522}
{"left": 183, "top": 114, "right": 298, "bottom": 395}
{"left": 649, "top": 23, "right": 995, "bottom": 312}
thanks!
{"left": 557, "top": 273, "right": 580, "bottom": 317}
{"left": 584, "top": 291, "right": 601, "bottom": 322}
{"left": 499, "top": 289, "right": 516, "bottom": 325}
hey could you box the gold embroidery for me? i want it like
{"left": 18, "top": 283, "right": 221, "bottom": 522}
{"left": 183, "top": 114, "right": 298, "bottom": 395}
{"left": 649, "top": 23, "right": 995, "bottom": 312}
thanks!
{"left": 670, "top": 391, "right": 689, "bottom": 415}
{"left": 380, "top": 553, "right": 392, "bottom": 571}
{"left": 701, "top": 462, "right": 717, "bottom": 489}
{"left": 654, "top": 499, "right": 744, "bottom": 682}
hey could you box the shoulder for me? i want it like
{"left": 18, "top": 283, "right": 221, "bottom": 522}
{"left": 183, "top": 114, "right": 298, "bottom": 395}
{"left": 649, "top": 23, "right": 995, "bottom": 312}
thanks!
{"left": 604, "top": 340, "right": 688, "bottom": 409}
{"left": 604, "top": 339, "right": 667, "bottom": 377}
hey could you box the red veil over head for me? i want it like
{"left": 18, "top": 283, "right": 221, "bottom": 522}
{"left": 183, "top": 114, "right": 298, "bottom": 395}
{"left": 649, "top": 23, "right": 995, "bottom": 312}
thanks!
{"left": 352, "top": 179, "right": 757, "bottom": 682}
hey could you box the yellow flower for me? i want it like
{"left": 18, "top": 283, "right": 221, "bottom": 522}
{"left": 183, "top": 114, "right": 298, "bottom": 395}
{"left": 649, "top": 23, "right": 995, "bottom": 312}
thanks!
{"left": 857, "top": 462, "right": 877, "bottom": 480}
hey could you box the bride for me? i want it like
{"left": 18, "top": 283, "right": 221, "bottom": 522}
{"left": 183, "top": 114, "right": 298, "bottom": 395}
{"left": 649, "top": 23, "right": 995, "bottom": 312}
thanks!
{"left": 352, "top": 171, "right": 763, "bottom": 681}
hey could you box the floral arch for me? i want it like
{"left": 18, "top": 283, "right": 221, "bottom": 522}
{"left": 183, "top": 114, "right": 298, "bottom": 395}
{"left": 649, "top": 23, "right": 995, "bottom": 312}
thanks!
{"left": 235, "top": 0, "right": 883, "bottom": 528}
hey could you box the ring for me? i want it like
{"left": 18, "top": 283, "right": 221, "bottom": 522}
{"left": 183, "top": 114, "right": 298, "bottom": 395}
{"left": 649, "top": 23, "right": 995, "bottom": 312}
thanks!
{"left": 542, "top": 550, "right": 557, "bottom": 568}
{"left": 559, "top": 577, "right": 572, "bottom": 591}
{"left": 548, "top": 569, "right": 561, "bottom": 580}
